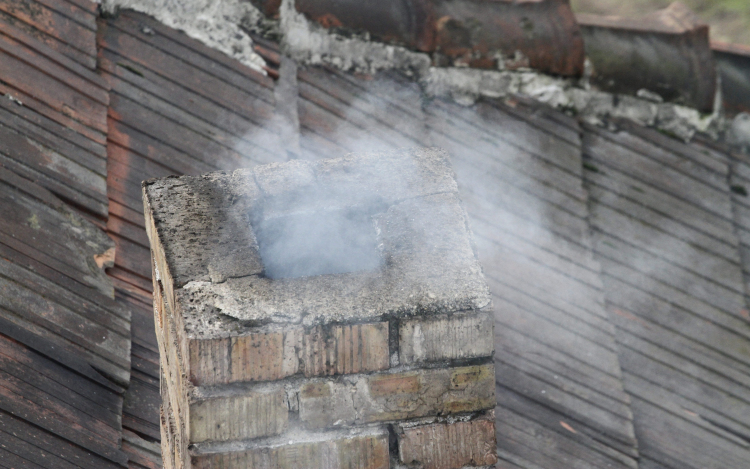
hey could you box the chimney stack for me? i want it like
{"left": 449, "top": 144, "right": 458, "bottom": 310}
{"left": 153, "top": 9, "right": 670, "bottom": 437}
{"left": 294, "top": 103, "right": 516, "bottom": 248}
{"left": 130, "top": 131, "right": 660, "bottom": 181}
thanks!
{"left": 143, "top": 148, "right": 497, "bottom": 469}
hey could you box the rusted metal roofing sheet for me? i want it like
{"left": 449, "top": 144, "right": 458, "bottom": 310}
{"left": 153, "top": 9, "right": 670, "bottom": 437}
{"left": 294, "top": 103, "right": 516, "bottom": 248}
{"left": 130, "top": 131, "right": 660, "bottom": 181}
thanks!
{"left": 712, "top": 41, "right": 750, "bottom": 117}
{"left": 296, "top": 0, "right": 585, "bottom": 76}
{"left": 431, "top": 0, "right": 584, "bottom": 75}
{"left": 577, "top": 2, "right": 716, "bottom": 112}
{"left": 296, "top": 0, "right": 435, "bottom": 52}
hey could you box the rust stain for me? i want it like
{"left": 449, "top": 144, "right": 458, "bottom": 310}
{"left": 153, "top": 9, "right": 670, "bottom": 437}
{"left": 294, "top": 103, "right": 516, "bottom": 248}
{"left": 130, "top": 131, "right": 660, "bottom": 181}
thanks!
{"left": 315, "top": 13, "right": 342, "bottom": 29}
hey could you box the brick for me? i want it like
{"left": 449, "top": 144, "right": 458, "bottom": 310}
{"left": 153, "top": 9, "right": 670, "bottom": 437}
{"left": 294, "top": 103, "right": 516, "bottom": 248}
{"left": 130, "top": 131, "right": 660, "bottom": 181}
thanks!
{"left": 191, "top": 430, "right": 390, "bottom": 469}
{"left": 301, "top": 322, "right": 390, "bottom": 377}
{"left": 189, "top": 388, "right": 288, "bottom": 443}
{"left": 229, "top": 331, "right": 297, "bottom": 382}
{"left": 399, "top": 312, "right": 494, "bottom": 364}
{"left": 369, "top": 374, "right": 421, "bottom": 396}
{"left": 398, "top": 412, "right": 498, "bottom": 469}
{"left": 185, "top": 322, "right": 389, "bottom": 386}
{"left": 298, "top": 364, "right": 495, "bottom": 428}
{"left": 299, "top": 381, "right": 355, "bottom": 428}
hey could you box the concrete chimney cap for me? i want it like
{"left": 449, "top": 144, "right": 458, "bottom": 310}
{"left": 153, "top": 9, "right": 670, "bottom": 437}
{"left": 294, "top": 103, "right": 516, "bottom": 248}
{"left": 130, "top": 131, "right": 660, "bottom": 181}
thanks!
{"left": 143, "top": 147, "right": 491, "bottom": 337}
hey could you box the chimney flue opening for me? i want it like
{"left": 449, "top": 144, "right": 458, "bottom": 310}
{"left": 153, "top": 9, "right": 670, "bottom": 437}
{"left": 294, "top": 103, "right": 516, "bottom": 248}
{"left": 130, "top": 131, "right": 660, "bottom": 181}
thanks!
{"left": 254, "top": 208, "right": 383, "bottom": 279}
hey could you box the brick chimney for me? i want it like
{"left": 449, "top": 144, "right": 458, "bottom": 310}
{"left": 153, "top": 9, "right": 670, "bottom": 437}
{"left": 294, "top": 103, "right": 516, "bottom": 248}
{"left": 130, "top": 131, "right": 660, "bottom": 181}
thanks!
{"left": 143, "top": 148, "right": 497, "bottom": 469}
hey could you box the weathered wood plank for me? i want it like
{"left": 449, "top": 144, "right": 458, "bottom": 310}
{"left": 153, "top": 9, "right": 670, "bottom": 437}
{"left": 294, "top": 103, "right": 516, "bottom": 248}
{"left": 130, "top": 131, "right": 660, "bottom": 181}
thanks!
{"left": 0, "top": 278, "right": 130, "bottom": 372}
{"left": 98, "top": 17, "right": 273, "bottom": 111}
{"left": 629, "top": 397, "right": 750, "bottom": 469}
{"left": 497, "top": 385, "right": 639, "bottom": 458}
{"left": 586, "top": 164, "right": 737, "bottom": 246}
{"left": 0, "top": 367, "right": 121, "bottom": 444}
{"left": 594, "top": 234, "right": 746, "bottom": 314}
{"left": 623, "top": 371, "right": 750, "bottom": 446}
{"left": 0, "top": 110, "right": 105, "bottom": 176}
{"left": 0, "top": 0, "right": 97, "bottom": 64}
{"left": 491, "top": 277, "right": 615, "bottom": 342}
{"left": 108, "top": 197, "right": 145, "bottom": 228}
{"left": 452, "top": 144, "right": 589, "bottom": 219}
{"left": 604, "top": 277, "right": 750, "bottom": 368}
{"left": 619, "top": 345, "right": 750, "bottom": 426}
{"left": 0, "top": 39, "right": 107, "bottom": 131}
{"left": 0, "top": 11, "right": 103, "bottom": 86}
{"left": 0, "top": 410, "right": 124, "bottom": 469}
{"left": 0, "top": 256, "right": 128, "bottom": 336}
{"left": 113, "top": 10, "right": 274, "bottom": 91}
{"left": 122, "top": 368, "right": 161, "bottom": 441}
{"left": 584, "top": 132, "right": 733, "bottom": 220}
{"left": 590, "top": 203, "right": 744, "bottom": 292}
{"left": 107, "top": 93, "right": 263, "bottom": 171}
{"left": 0, "top": 378, "right": 125, "bottom": 462}
{"left": 0, "top": 235, "right": 127, "bottom": 328}
{"left": 106, "top": 76, "right": 278, "bottom": 163}
{"left": 495, "top": 412, "right": 635, "bottom": 469}
{"left": 0, "top": 153, "right": 108, "bottom": 218}
{"left": 109, "top": 232, "right": 153, "bottom": 281}
{"left": 0, "top": 82, "right": 106, "bottom": 146}
{"left": 298, "top": 67, "right": 429, "bottom": 146}
{"left": 0, "top": 334, "right": 121, "bottom": 413}
{"left": 484, "top": 253, "right": 606, "bottom": 319}
{"left": 608, "top": 121, "right": 729, "bottom": 176}
{"left": 0, "top": 180, "right": 113, "bottom": 292}
{"left": 109, "top": 266, "right": 153, "bottom": 294}
{"left": 496, "top": 358, "right": 634, "bottom": 426}
{"left": 473, "top": 219, "right": 603, "bottom": 289}
{"left": 99, "top": 51, "right": 280, "bottom": 154}
{"left": 0, "top": 123, "right": 107, "bottom": 209}
{"left": 493, "top": 294, "right": 621, "bottom": 377}
{"left": 468, "top": 203, "right": 597, "bottom": 268}
{"left": 495, "top": 329, "right": 628, "bottom": 405}
{"left": 430, "top": 99, "right": 582, "bottom": 175}
{"left": 0, "top": 99, "right": 106, "bottom": 159}
{"left": 107, "top": 214, "right": 149, "bottom": 248}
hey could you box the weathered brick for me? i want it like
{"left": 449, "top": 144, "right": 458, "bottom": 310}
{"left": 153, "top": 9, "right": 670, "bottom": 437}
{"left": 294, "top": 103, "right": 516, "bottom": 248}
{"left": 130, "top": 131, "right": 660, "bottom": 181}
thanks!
{"left": 399, "top": 312, "right": 494, "bottom": 364}
{"left": 191, "top": 430, "right": 390, "bottom": 469}
{"left": 185, "top": 322, "right": 389, "bottom": 386}
{"left": 299, "top": 381, "right": 355, "bottom": 428}
{"left": 362, "top": 364, "right": 496, "bottom": 421}
{"left": 298, "top": 364, "right": 495, "bottom": 428}
{"left": 229, "top": 331, "right": 298, "bottom": 382}
{"left": 398, "top": 412, "right": 498, "bottom": 469}
{"left": 301, "top": 322, "right": 390, "bottom": 377}
{"left": 189, "top": 388, "right": 288, "bottom": 443}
